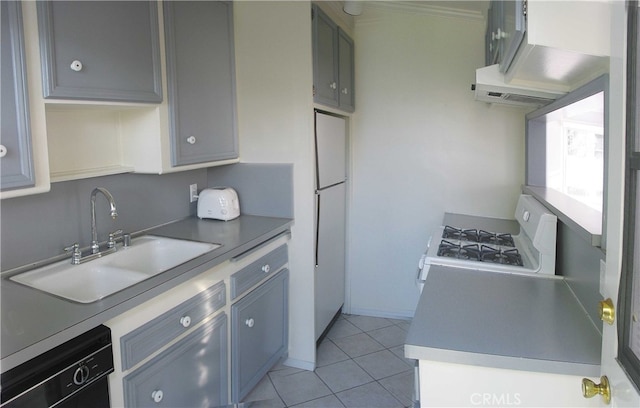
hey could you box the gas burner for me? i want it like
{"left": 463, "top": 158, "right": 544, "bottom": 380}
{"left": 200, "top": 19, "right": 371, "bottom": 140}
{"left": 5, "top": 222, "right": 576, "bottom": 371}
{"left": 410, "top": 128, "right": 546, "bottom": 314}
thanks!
{"left": 442, "top": 226, "right": 479, "bottom": 242}
{"left": 437, "top": 240, "right": 481, "bottom": 261}
{"left": 478, "top": 230, "right": 515, "bottom": 247}
{"left": 480, "top": 245, "right": 523, "bottom": 266}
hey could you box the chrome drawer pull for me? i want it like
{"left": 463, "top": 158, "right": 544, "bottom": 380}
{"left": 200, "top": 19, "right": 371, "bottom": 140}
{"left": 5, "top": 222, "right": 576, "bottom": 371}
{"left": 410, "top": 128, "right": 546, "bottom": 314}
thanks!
{"left": 262, "top": 264, "right": 271, "bottom": 273}
{"left": 245, "top": 318, "right": 255, "bottom": 328}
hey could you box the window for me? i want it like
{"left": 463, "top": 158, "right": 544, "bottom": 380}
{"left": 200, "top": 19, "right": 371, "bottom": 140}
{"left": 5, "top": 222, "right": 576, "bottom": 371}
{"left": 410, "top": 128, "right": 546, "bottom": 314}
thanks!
{"left": 525, "top": 74, "right": 608, "bottom": 246}
{"left": 544, "top": 92, "right": 605, "bottom": 212}
{"left": 620, "top": 1, "right": 640, "bottom": 391}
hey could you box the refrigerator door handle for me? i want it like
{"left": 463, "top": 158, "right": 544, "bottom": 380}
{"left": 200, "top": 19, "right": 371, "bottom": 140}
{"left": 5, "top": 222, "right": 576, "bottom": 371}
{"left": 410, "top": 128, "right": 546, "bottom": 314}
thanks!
{"left": 315, "top": 192, "right": 321, "bottom": 268}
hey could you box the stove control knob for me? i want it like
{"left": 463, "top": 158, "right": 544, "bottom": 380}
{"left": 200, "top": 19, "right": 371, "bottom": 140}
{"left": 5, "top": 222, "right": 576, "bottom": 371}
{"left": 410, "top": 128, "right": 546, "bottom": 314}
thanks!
{"left": 522, "top": 210, "right": 530, "bottom": 222}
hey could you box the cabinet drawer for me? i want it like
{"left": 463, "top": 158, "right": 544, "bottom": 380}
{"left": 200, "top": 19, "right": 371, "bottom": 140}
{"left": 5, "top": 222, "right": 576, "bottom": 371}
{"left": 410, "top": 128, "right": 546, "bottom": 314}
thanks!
{"left": 230, "top": 244, "right": 288, "bottom": 300}
{"left": 123, "top": 313, "right": 228, "bottom": 408}
{"left": 120, "top": 281, "right": 225, "bottom": 371}
{"left": 231, "top": 269, "right": 289, "bottom": 402}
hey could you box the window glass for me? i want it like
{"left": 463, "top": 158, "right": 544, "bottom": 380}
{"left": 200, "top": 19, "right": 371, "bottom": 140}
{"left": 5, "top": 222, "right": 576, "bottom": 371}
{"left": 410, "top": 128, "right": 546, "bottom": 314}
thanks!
{"left": 631, "top": 180, "right": 640, "bottom": 362}
{"left": 620, "top": 1, "right": 640, "bottom": 390}
{"left": 544, "top": 92, "right": 605, "bottom": 212}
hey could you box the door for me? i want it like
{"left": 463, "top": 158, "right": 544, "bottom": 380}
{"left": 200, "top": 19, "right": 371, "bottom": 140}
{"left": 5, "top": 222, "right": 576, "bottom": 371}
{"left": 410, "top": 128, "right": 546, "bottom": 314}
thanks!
{"left": 595, "top": 2, "right": 640, "bottom": 406}
{"left": 312, "top": 5, "right": 339, "bottom": 107}
{"left": 315, "top": 183, "right": 346, "bottom": 340}
{"left": 36, "top": 1, "right": 162, "bottom": 102}
{"left": 338, "top": 29, "right": 355, "bottom": 112}
{"left": 231, "top": 270, "right": 289, "bottom": 402}
{"left": 315, "top": 112, "right": 346, "bottom": 188}
{"left": 164, "top": 0, "right": 238, "bottom": 166}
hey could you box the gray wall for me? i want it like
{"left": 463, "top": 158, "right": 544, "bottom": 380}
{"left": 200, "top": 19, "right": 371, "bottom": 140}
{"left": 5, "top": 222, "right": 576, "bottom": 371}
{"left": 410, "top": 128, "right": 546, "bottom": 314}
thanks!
{"left": 556, "top": 222, "right": 604, "bottom": 327}
{"left": 1, "top": 163, "right": 293, "bottom": 271}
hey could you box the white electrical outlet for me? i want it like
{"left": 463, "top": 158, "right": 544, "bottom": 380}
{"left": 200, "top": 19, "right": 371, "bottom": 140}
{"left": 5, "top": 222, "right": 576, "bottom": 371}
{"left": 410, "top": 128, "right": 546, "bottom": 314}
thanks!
{"left": 189, "top": 184, "right": 198, "bottom": 203}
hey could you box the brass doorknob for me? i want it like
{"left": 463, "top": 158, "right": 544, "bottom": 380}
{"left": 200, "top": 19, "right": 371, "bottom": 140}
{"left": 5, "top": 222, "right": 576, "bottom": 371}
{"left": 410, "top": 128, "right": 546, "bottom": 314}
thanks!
{"left": 582, "top": 376, "right": 611, "bottom": 404}
{"left": 598, "top": 298, "right": 615, "bottom": 325}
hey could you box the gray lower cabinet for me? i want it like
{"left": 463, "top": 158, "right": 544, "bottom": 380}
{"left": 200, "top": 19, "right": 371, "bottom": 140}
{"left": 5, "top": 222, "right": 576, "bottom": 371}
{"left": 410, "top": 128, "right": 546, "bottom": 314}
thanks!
{"left": 119, "top": 281, "right": 226, "bottom": 371}
{"left": 163, "top": 1, "right": 239, "bottom": 167}
{"left": 1, "top": 1, "right": 35, "bottom": 191}
{"left": 231, "top": 269, "right": 289, "bottom": 402}
{"left": 36, "top": 1, "right": 162, "bottom": 102}
{"left": 230, "top": 244, "right": 288, "bottom": 300}
{"left": 123, "top": 313, "right": 228, "bottom": 407}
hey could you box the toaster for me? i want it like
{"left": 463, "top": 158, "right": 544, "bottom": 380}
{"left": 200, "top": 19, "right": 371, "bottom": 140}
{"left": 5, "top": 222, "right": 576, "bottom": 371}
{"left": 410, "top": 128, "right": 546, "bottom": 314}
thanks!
{"left": 197, "top": 187, "right": 240, "bottom": 221}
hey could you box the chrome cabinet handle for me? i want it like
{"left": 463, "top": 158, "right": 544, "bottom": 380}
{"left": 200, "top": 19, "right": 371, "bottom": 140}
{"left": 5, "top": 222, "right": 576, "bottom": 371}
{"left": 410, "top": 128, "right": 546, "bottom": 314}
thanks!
{"left": 329, "top": 82, "right": 337, "bottom": 90}
{"left": 186, "top": 136, "right": 196, "bottom": 144}
{"left": 245, "top": 318, "right": 255, "bottom": 328}
{"left": 261, "top": 264, "right": 271, "bottom": 273}
{"left": 0, "top": 145, "right": 7, "bottom": 158}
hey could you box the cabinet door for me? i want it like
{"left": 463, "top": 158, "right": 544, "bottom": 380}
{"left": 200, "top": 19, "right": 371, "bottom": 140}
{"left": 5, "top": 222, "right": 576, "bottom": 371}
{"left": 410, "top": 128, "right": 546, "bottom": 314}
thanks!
{"left": 231, "top": 270, "right": 289, "bottom": 402}
{"left": 1, "top": 1, "right": 35, "bottom": 191}
{"left": 312, "top": 5, "right": 339, "bottom": 107}
{"left": 338, "top": 29, "right": 355, "bottom": 112}
{"left": 487, "top": 0, "right": 503, "bottom": 66}
{"left": 123, "top": 313, "right": 228, "bottom": 408}
{"left": 498, "top": 0, "right": 526, "bottom": 73}
{"left": 164, "top": 1, "right": 239, "bottom": 167}
{"left": 37, "top": 1, "right": 162, "bottom": 102}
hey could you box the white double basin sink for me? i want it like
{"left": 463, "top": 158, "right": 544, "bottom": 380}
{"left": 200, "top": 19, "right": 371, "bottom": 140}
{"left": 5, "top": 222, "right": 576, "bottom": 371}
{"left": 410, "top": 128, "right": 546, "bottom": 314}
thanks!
{"left": 10, "top": 236, "right": 220, "bottom": 303}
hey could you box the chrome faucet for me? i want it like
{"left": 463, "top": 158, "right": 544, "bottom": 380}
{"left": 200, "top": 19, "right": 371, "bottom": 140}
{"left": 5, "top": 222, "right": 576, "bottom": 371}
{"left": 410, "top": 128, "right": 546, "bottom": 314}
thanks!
{"left": 91, "top": 187, "right": 118, "bottom": 254}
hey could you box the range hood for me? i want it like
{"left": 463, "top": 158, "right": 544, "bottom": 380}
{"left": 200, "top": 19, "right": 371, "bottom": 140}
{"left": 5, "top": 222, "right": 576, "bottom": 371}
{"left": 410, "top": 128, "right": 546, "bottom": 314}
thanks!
{"left": 473, "top": 64, "right": 566, "bottom": 107}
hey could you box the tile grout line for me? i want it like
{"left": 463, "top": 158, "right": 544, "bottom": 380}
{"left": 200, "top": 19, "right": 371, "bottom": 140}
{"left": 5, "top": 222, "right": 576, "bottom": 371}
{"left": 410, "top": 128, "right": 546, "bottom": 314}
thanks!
{"left": 247, "top": 315, "right": 414, "bottom": 408}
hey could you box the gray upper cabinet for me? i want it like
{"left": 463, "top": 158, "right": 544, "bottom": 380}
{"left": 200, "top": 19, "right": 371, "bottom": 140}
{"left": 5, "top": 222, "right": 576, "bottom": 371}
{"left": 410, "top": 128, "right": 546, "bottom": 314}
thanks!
{"left": 36, "top": 1, "right": 162, "bottom": 103}
{"left": 1, "top": 1, "right": 35, "bottom": 191}
{"left": 164, "top": 1, "right": 239, "bottom": 167}
{"left": 312, "top": 5, "right": 355, "bottom": 112}
{"left": 312, "top": 5, "right": 339, "bottom": 107}
{"left": 485, "top": 0, "right": 526, "bottom": 73}
{"left": 338, "top": 29, "right": 355, "bottom": 113}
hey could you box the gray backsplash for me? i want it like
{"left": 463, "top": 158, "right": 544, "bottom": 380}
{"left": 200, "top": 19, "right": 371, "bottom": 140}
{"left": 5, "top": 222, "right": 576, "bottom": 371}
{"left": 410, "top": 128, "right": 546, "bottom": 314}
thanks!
{"left": 207, "top": 163, "right": 294, "bottom": 218}
{"left": 556, "top": 222, "right": 604, "bottom": 328}
{"left": 1, "top": 163, "right": 293, "bottom": 271}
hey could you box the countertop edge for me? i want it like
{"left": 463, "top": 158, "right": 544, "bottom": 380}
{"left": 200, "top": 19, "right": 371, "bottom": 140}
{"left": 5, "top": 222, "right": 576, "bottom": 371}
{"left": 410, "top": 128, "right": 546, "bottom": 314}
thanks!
{"left": 404, "top": 344, "right": 601, "bottom": 377}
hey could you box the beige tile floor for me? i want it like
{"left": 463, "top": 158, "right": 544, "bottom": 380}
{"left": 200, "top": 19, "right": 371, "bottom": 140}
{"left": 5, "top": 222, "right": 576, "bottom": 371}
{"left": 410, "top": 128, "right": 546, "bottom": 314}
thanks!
{"left": 241, "top": 314, "right": 415, "bottom": 408}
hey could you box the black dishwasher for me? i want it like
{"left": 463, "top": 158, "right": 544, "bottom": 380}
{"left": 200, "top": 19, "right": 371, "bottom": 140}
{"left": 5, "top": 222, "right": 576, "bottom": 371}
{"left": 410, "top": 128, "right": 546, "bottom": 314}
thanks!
{"left": 1, "top": 325, "right": 113, "bottom": 408}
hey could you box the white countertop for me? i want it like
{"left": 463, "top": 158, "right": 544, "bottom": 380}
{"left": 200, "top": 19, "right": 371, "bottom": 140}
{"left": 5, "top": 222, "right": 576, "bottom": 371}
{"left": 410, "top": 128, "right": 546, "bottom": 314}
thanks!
{"left": 404, "top": 265, "right": 601, "bottom": 377}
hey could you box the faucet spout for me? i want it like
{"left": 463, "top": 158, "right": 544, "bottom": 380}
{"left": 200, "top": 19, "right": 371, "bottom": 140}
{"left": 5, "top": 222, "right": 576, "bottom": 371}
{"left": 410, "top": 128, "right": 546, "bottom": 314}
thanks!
{"left": 91, "top": 187, "right": 118, "bottom": 254}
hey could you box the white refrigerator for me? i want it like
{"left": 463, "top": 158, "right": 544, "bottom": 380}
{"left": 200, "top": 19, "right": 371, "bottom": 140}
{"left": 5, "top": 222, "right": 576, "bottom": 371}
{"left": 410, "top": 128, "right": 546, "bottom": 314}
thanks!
{"left": 314, "top": 111, "right": 347, "bottom": 341}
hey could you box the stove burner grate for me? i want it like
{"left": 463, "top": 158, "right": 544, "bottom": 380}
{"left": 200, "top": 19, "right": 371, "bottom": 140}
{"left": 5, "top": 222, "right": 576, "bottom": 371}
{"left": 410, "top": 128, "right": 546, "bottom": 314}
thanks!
{"left": 479, "top": 245, "right": 523, "bottom": 266}
{"left": 442, "top": 226, "right": 516, "bottom": 247}
{"left": 479, "top": 230, "right": 516, "bottom": 247}
{"left": 436, "top": 240, "right": 523, "bottom": 266}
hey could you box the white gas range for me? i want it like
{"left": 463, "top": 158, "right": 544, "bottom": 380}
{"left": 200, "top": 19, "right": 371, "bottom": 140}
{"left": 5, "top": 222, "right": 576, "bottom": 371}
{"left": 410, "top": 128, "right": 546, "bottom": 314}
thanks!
{"left": 417, "top": 195, "right": 558, "bottom": 290}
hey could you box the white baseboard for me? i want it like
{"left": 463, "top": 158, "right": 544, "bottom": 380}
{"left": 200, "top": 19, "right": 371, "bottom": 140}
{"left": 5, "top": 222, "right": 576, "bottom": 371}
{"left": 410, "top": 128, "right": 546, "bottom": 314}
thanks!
{"left": 282, "top": 357, "right": 315, "bottom": 372}
{"left": 346, "top": 307, "right": 415, "bottom": 320}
